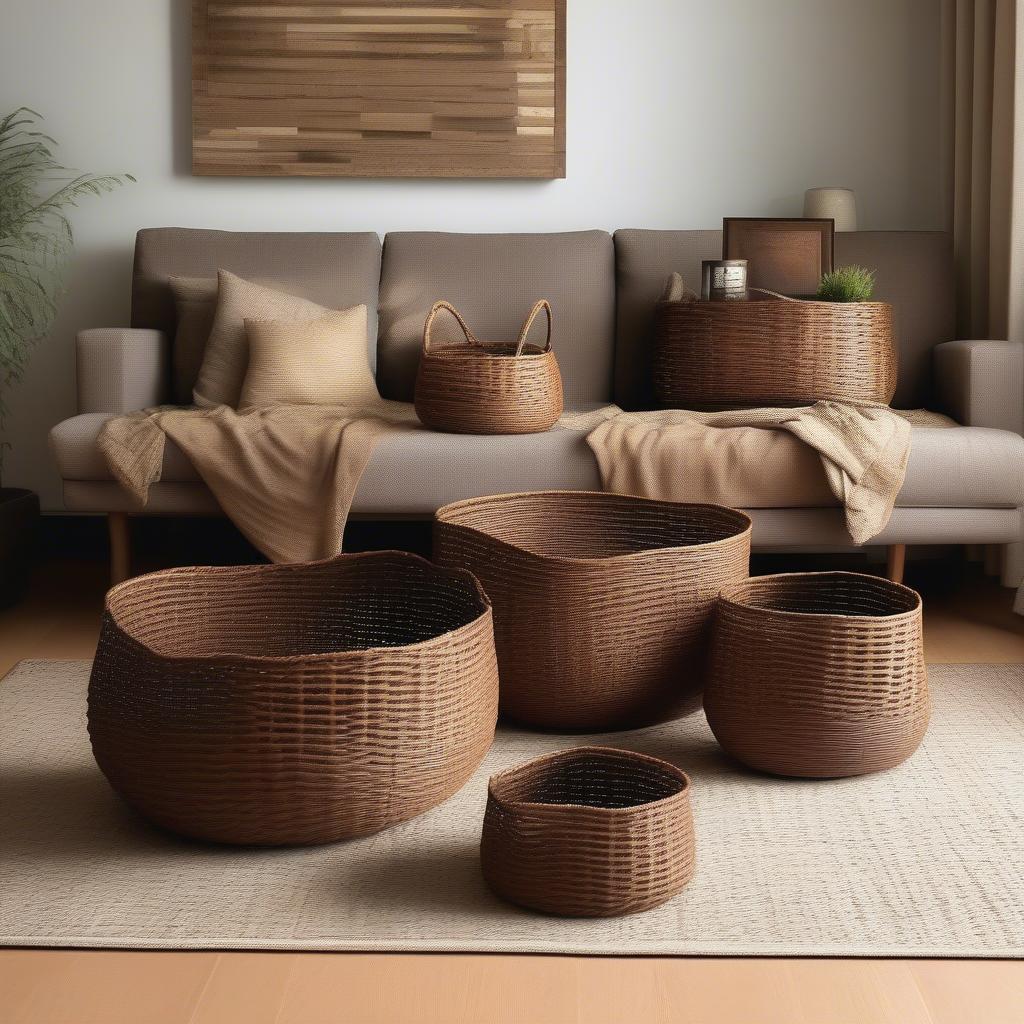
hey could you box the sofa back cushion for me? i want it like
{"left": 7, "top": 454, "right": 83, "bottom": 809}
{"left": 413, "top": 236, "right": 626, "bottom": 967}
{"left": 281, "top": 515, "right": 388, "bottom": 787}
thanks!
{"left": 377, "top": 231, "right": 615, "bottom": 406}
{"left": 613, "top": 229, "right": 955, "bottom": 410}
{"left": 132, "top": 229, "right": 382, "bottom": 396}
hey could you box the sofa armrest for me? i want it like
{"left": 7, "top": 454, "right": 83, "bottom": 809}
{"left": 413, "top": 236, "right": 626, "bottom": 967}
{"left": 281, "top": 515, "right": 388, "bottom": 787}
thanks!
{"left": 934, "top": 339, "right": 1024, "bottom": 433}
{"left": 76, "top": 328, "right": 170, "bottom": 414}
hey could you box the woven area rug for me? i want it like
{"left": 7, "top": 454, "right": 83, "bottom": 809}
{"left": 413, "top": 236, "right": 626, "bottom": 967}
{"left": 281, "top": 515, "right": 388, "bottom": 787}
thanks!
{"left": 1, "top": 660, "right": 1022, "bottom": 957}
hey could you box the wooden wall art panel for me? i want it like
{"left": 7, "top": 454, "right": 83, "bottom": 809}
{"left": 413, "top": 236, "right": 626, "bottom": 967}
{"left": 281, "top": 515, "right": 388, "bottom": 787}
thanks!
{"left": 192, "top": 1, "right": 566, "bottom": 178}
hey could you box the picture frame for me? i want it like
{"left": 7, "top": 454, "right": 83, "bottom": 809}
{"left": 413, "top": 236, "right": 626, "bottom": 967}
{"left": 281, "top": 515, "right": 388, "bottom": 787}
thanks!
{"left": 191, "top": 0, "right": 567, "bottom": 179}
{"left": 722, "top": 218, "right": 835, "bottom": 297}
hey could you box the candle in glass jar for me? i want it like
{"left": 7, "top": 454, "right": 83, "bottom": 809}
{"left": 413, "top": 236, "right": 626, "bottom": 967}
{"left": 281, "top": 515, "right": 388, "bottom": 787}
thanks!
{"left": 701, "top": 260, "right": 748, "bottom": 301}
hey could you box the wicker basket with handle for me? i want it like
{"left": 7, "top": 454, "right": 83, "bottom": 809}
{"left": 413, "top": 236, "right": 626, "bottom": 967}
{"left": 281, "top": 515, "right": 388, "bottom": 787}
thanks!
{"left": 434, "top": 491, "right": 751, "bottom": 730}
{"left": 653, "top": 296, "right": 897, "bottom": 409}
{"left": 414, "top": 300, "right": 563, "bottom": 434}
{"left": 481, "top": 746, "right": 696, "bottom": 917}
{"left": 704, "top": 571, "right": 929, "bottom": 778}
{"left": 88, "top": 551, "right": 499, "bottom": 846}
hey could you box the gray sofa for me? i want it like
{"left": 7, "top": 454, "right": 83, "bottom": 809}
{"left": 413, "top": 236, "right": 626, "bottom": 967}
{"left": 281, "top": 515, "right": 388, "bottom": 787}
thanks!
{"left": 50, "top": 228, "right": 1024, "bottom": 583}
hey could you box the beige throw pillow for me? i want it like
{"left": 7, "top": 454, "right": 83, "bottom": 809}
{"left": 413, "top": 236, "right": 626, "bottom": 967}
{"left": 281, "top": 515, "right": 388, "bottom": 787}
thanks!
{"left": 193, "top": 270, "right": 332, "bottom": 408}
{"left": 169, "top": 276, "right": 218, "bottom": 405}
{"left": 239, "top": 306, "right": 378, "bottom": 409}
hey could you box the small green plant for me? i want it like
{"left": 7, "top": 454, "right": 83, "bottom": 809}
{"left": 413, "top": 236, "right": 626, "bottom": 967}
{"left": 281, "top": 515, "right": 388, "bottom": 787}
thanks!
{"left": 816, "top": 265, "right": 876, "bottom": 303}
{"left": 0, "top": 107, "right": 133, "bottom": 480}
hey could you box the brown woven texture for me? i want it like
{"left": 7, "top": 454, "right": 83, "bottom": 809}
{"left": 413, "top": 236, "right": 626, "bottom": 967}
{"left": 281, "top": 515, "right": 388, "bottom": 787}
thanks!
{"left": 481, "top": 746, "right": 695, "bottom": 917}
{"left": 414, "top": 300, "right": 563, "bottom": 434}
{"left": 704, "top": 572, "right": 929, "bottom": 779}
{"left": 434, "top": 492, "right": 752, "bottom": 730}
{"left": 653, "top": 299, "right": 897, "bottom": 409}
{"left": 88, "top": 552, "right": 499, "bottom": 846}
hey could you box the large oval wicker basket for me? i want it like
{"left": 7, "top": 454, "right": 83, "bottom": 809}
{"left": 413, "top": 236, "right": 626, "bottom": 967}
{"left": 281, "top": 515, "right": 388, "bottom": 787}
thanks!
{"left": 704, "top": 572, "right": 928, "bottom": 778}
{"left": 481, "top": 747, "right": 695, "bottom": 917}
{"left": 434, "top": 492, "right": 752, "bottom": 730}
{"left": 88, "top": 552, "right": 499, "bottom": 846}
{"left": 414, "top": 300, "right": 563, "bottom": 434}
{"left": 653, "top": 298, "right": 897, "bottom": 409}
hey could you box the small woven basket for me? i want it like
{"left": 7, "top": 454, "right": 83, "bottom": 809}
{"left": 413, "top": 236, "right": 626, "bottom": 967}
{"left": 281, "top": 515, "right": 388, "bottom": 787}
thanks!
{"left": 88, "top": 552, "right": 499, "bottom": 846}
{"left": 704, "top": 572, "right": 928, "bottom": 778}
{"left": 414, "top": 300, "right": 563, "bottom": 434}
{"left": 481, "top": 747, "right": 695, "bottom": 917}
{"left": 434, "top": 491, "right": 751, "bottom": 730}
{"left": 653, "top": 297, "right": 897, "bottom": 409}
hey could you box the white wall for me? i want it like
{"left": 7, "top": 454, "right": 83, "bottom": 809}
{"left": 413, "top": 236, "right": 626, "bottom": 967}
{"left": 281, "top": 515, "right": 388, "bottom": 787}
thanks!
{"left": 1, "top": 0, "right": 946, "bottom": 510}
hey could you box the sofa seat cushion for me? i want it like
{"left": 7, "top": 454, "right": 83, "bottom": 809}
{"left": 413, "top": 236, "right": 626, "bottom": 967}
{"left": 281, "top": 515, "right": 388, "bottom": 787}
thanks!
{"left": 51, "top": 413, "right": 201, "bottom": 484}
{"left": 353, "top": 419, "right": 603, "bottom": 513}
{"left": 50, "top": 414, "right": 1024, "bottom": 512}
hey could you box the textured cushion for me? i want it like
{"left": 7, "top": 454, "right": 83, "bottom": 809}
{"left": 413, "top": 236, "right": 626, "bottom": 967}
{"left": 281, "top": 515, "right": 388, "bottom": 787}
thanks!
{"left": 194, "top": 271, "right": 332, "bottom": 408}
{"left": 50, "top": 415, "right": 1024, "bottom": 511}
{"left": 354, "top": 419, "right": 603, "bottom": 513}
{"left": 51, "top": 413, "right": 199, "bottom": 483}
{"left": 612, "top": 230, "right": 955, "bottom": 410}
{"left": 168, "top": 277, "right": 217, "bottom": 405}
{"left": 132, "top": 228, "right": 380, "bottom": 323}
{"left": 131, "top": 228, "right": 382, "bottom": 377}
{"left": 377, "top": 231, "right": 615, "bottom": 405}
{"left": 239, "top": 307, "right": 377, "bottom": 409}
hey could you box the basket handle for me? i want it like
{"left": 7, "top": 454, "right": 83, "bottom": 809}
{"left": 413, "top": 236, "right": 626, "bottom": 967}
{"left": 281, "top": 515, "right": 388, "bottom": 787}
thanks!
{"left": 423, "top": 301, "right": 481, "bottom": 354}
{"left": 515, "top": 300, "right": 553, "bottom": 356}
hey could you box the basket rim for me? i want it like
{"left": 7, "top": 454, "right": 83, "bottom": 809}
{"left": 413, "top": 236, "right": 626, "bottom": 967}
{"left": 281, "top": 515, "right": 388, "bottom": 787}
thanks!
{"left": 435, "top": 491, "right": 752, "bottom": 566}
{"left": 656, "top": 298, "right": 894, "bottom": 311}
{"left": 717, "top": 570, "right": 922, "bottom": 621}
{"left": 487, "top": 745, "right": 691, "bottom": 816}
{"left": 103, "top": 550, "right": 494, "bottom": 667}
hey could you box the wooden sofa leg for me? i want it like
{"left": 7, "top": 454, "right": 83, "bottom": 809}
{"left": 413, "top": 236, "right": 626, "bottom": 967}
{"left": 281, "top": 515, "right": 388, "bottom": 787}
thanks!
{"left": 108, "top": 513, "right": 131, "bottom": 586}
{"left": 886, "top": 544, "right": 906, "bottom": 585}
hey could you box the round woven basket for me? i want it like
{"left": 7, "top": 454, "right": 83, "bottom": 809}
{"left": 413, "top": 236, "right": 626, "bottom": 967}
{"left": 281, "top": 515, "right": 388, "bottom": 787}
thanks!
{"left": 414, "top": 300, "right": 563, "bottom": 434}
{"left": 434, "top": 492, "right": 752, "bottom": 730}
{"left": 704, "top": 572, "right": 928, "bottom": 778}
{"left": 481, "top": 746, "right": 695, "bottom": 917}
{"left": 88, "top": 552, "right": 499, "bottom": 846}
{"left": 653, "top": 298, "right": 897, "bottom": 409}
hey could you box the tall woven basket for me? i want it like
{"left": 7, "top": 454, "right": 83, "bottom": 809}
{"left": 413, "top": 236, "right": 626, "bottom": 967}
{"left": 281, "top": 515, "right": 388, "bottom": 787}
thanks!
{"left": 704, "top": 572, "right": 929, "bottom": 778}
{"left": 414, "top": 300, "right": 563, "bottom": 434}
{"left": 653, "top": 298, "right": 897, "bottom": 409}
{"left": 434, "top": 491, "right": 751, "bottom": 730}
{"left": 481, "top": 747, "right": 696, "bottom": 917}
{"left": 88, "top": 552, "right": 499, "bottom": 846}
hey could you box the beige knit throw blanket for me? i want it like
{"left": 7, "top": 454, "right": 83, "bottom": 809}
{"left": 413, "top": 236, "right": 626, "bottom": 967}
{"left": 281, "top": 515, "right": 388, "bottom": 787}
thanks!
{"left": 98, "top": 401, "right": 419, "bottom": 563}
{"left": 586, "top": 404, "right": 953, "bottom": 545}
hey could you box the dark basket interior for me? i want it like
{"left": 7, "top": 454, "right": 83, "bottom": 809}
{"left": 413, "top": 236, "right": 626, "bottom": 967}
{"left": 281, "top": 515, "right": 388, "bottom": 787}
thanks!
{"left": 438, "top": 493, "right": 749, "bottom": 561}
{"left": 428, "top": 342, "right": 550, "bottom": 360}
{"left": 493, "top": 749, "right": 687, "bottom": 810}
{"left": 726, "top": 572, "right": 920, "bottom": 618}
{"left": 106, "top": 554, "right": 487, "bottom": 659}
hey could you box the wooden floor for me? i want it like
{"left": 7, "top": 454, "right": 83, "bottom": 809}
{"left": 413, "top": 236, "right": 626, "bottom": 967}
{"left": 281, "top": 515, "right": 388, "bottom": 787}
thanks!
{"left": 2, "top": 549, "right": 1023, "bottom": 1024}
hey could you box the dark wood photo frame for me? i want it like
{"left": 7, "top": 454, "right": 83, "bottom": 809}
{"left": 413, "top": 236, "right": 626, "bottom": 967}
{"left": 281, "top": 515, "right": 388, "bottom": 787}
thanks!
{"left": 723, "top": 218, "right": 835, "bottom": 296}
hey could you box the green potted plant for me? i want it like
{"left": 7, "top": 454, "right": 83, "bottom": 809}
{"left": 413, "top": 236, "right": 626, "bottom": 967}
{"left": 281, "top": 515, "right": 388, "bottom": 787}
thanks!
{"left": 0, "top": 108, "right": 132, "bottom": 606}
{"left": 816, "top": 265, "right": 877, "bottom": 302}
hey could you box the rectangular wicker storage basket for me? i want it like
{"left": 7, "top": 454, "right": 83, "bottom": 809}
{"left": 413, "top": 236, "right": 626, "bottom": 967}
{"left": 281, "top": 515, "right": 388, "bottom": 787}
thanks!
{"left": 653, "top": 298, "right": 897, "bottom": 409}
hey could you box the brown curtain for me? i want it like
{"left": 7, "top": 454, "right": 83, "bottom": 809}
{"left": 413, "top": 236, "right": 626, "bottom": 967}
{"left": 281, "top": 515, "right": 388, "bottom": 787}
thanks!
{"left": 942, "top": 0, "right": 1024, "bottom": 610}
{"left": 944, "top": 0, "right": 1024, "bottom": 343}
